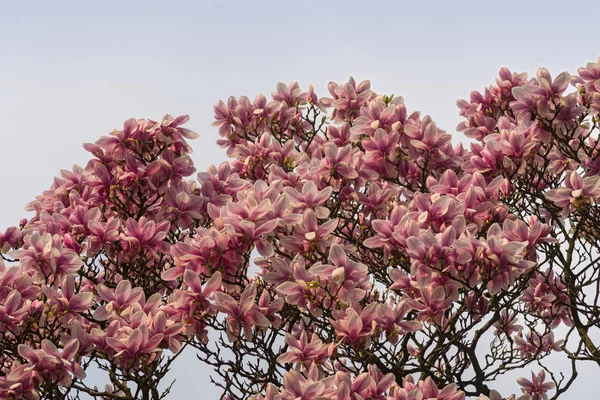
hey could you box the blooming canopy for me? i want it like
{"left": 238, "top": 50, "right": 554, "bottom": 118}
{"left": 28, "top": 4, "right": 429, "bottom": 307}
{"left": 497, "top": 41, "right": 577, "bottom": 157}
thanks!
{"left": 2, "top": 58, "right": 600, "bottom": 399}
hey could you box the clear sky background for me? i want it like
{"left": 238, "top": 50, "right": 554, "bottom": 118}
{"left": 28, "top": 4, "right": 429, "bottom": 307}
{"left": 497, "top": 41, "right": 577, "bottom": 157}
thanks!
{"left": 1, "top": 0, "right": 598, "bottom": 398}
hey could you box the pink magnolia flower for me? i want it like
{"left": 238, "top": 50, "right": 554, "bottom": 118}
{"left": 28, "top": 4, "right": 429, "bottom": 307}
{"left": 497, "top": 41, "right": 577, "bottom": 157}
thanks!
{"left": 418, "top": 377, "right": 465, "bottom": 400}
{"left": 334, "top": 368, "right": 391, "bottom": 400}
{"left": 494, "top": 310, "right": 523, "bottom": 336}
{"left": 10, "top": 232, "right": 83, "bottom": 280}
{"left": 362, "top": 128, "right": 401, "bottom": 178}
{"left": 390, "top": 376, "right": 465, "bottom": 400}
{"left": 164, "top": 227, "right": 237, "bottom": 280}
{"left": 298, "top": 83, "right": 327, "bottom": 112}
{"left": 162, "top": 183, "right": 203, "bottom": 229}
{"left": 87, "top": 217, "right": 120, "bottom": 255}
{"left": 18, "top": 339, "right": 85, "bottom": 386}
{"left": 106, "top": 324, "right": 164, "bottom": 363}
{"left": 257, "top": 290, "right": 284, "bottom": 328}
{"left": 0, "top": 362, "right": 39, "bottom": 399}
{"left": 357, "top": 182, "right": 394, "bottom": 219}
{"left": 0, "top": 264, "right": 40, "bottom": 301}
{"left": 42, "top": 275, "right": 93, "bottom": 320}
{"left": 501, "top": 217, "right": 554, "bottom": 249}
{"left": 407, "top": 286, "right": 453, "bottom": 327}
{"left": 0, "top": 289, "right": 30, "bottom": 335}
{"left": 534, "top": 68, "right": 570, "bottom": 101}
{"left": 284, "top": 181, "right": 333, "bottom": 219}
{"left": 279, "top": 209, "right": 338, "bottom": 255}
{"left": 94, "top": 280, "right": 144, "bottom": 321}
{"left": 326, "top": 123, "right": 353, "bottom": 146}
{"left": 520, "top": 282, "right": 556, "bottom": 314}
{"left": 321, "top": 77, "right": 374, "bottom": 123}
{"left": 509, "top": 85, "right": 541, "bottom": 120}
{"left": 156, "top": 114, "right": 199, "bottom": 151}
{"left": 248, "top": 383, "right": 280, "bottom": 400}
{"left": 330, "top": 304, "right": 377, "bottom": 347}
{"left": 276, "top": 331, "right": 333, "bottom": 370}
{"left": 158, "top": 149, "right": 197, "bottom": 181}
{"left": 0, "top": 226, "right": 20, "bottom": 252}
{"left": 404, "top": 116, "right": 451, "bottom": 152}
{"left": 214, "top": 282, "right": 271, "bottom": 341}
{"left": 517, "top": 370, "right": 555, "bottom": 400}
{"left": 278, "top": 367, "right": 335, "bottom": 400}
{"left": 309, "top": 243, "right": 370, "bottom": 304}
{"left": 475, "top": 225, "right": 535, "bottom": 294}
{"left": 169, "top": 270, "right": 222, "bottom": 340}
{"left": 376, "top": 300, "right": 422, "bottom": 344}
{"left": 197, "top": 162, "right": 247, "bottom": 203}
{"left": 271, "top": 81, "right": 302, "bottom": 105}
{"left": 316, "top": 143, "right": 359, "bottom": 180}
{"left": 275, "top": 259, "right": 321, "bottom": 313}
{"left": 514, "top": 331, "right": 563, "bottom": 358}
{"left": 476, "top": 390, "right": 513, "bottom": 400}
{"left": 546, "top": 170, "right": 600, "bottom": 217}
{"left": 121, "top": 217, "right": 171, "bottom": 256}
{"left": 350, "top": 97, "right": 405, "bottom": 138}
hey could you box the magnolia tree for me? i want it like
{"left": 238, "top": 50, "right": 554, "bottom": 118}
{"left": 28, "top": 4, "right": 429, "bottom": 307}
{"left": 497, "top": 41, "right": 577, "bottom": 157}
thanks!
{"left": 2, "top": 58, "right": 600, "bottom": 400}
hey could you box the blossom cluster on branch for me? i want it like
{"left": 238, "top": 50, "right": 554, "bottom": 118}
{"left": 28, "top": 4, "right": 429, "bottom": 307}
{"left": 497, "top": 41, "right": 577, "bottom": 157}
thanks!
{"left": 3, "top": 58, "right": 600, "bottom": 399}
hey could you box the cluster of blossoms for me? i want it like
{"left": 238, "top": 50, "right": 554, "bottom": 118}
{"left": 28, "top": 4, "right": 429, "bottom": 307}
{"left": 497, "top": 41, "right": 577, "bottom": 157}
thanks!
{"left": 3, "top": 58, "right": 600, "bottom": 399}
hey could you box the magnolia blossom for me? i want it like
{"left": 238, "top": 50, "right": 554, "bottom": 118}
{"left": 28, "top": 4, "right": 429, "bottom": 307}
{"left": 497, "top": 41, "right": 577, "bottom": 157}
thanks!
{"left": 517, "top": 370, "right": 555, "bottom": 400}
{"left": 546, "top": 171, "right": 600, "bottom": 216}
{"left": 214, "top": 282, "right": 271, "bottom": 341}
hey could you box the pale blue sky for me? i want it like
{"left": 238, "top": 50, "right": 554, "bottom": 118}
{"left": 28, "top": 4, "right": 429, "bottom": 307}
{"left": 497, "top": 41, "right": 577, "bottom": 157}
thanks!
{"left": 1, "top": 0, "right": 598, "bottom": 397}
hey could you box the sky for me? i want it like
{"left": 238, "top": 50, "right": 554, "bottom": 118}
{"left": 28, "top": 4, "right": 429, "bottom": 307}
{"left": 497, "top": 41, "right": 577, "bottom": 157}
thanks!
{"left": 1, "top": 0, "right": 599, "bottom": 397}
